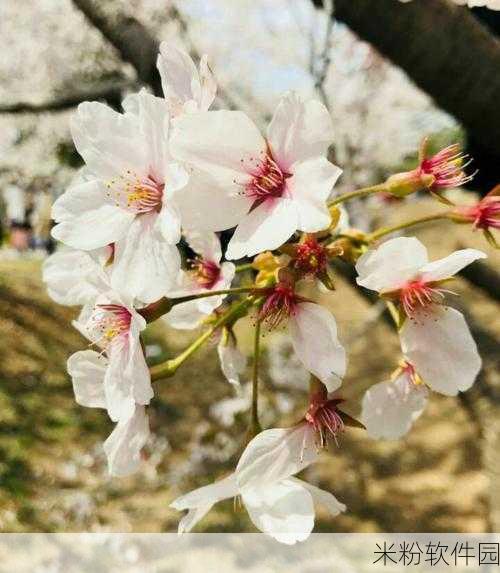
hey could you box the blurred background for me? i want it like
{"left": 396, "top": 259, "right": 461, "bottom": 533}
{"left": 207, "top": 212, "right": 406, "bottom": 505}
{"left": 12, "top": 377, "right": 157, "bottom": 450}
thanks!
{"left": 0, "top": 0, "right": 499, "bottom": 534}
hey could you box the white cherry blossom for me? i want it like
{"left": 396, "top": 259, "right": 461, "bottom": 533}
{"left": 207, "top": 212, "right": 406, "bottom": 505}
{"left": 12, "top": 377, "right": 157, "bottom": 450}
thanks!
{"left": 51, "top": 90, "right": 187, "bottom": 303}
{"left": 259, "top": 281, "right": 346, "bottom": 392}
{"left": 361, "top": 362, "right": 428, "bottom": 439}
{"left": 235, "top": 393, "right": 350, "bottom": 492}
{"left": 67, "top": 350, "right": 150, "bottom": 476}
{"left": 157, "top": 42, "right": 217, "bottom": 116}
{"left": 171, "top": 91, "right": 341, "bottom": 259}
{"left": 73, "top": 292, "right": 153, "bottom": 422}
{"left": 165, "top": 231, "right": 235, "bottom": 329}
{"left": 356, "top": 236, "right": 485, "bottom": 395}
{"left": 171, "top": 474, "right": 345, "bottom": 544}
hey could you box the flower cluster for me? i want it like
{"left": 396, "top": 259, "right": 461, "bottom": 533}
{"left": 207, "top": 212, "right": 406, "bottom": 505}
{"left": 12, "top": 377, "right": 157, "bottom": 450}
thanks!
{"left": 43, "top": 43, "right": 494, "bottom": 543}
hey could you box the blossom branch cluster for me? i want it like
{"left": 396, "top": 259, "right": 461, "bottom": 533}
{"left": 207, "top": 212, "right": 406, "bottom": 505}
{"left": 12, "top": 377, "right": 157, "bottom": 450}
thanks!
{"left": 42, "top": 43, "right": 498, "bottom": 543}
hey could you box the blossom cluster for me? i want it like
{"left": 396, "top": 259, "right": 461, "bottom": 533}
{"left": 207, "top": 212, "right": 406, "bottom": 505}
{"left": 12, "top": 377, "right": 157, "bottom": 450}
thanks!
{"left": 43, "top": 43, "right": 497, "bottom": 543}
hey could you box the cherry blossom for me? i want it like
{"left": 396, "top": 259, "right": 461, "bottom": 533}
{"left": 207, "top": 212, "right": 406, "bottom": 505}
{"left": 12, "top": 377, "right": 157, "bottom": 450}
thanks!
{"left": 157, "top": 42, "right": 217, "bottom": 116}
{"left": 356, "top": 237, "right": 485, "bottom": 395}
{"left": 67, "top": 350, "right": 150, "bottom": 476}
{"left": 235, "top": 392, "right": 356, "bottom": 491}
{"left": 361, "top": 361, "right": 428, "bottom": 439}
{"left": 73, "top": 292, "right": 153, "bottom": 422}
{"left": 386, "top": 140, "right": 473, "bottom": 200}
{"left": 164, "top": 231, "right": 235, "bottom": 329}
{"left": 171, "top": 445, "right": 345, "bottom": 544}
{"left": 450, "top": 185, "right": 500, "bottom": 247}
{"left": 51, "top": 90, "right": 187, "bottom": 303}
{"left": 258, "top": 279, "right": 346, "bottom": 392}
{"left": 170, "top": 91, "right": 342, "bottom": 259}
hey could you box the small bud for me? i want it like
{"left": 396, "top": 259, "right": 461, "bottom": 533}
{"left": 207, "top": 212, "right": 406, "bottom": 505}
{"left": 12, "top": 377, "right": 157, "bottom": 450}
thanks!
{"left": 385, "top": 138, "right": 474, "bottom": 200}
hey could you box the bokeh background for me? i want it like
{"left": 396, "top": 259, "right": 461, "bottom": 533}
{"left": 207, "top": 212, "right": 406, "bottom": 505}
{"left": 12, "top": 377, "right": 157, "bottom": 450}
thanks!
{"left": 0, "top": 0, "right": 499, "bottom": 534}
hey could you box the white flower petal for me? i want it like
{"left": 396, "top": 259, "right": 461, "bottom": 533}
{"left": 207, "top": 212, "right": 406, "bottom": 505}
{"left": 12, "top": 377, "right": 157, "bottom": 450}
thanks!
{"left": 267, "top": 92, "right": 334, "bottom": 169}
{"left": 135, "top": 90, "right": 171, "bottom": 179}
{"left": 288, "top": 157, "right": 342, "bottom": 232}
{"left": 177, "top": 505, "right": 213, "bottom": 534}
{"left": 225, "top": 198, "right": 299, "bottom": 260}
{"left": 42, "top": 247, "right": 108, "bottom": 306}
{"left": 242, "top": 479, "right": 315, "bottom": 544}
{"left": 104, "top": 338, "right": 136, "bottom": 423}
{"left": 126, "top": 330, "right": 154, "bottom": 407}
{"left": 164, "top": 300, "right": 206, "bottom": 330}
{"left": 111, "top": 214, "right": 181, "bottom": 303}
{"left": 184, "top": 229, "right": 222, "bottom": 262}
{"left": 236, "top": 426, "right": 318, "bottom": 490}
{"left": 361, "top": 374, "right": 428, "bottom": 439}
{"left": 175, "top": 171, "right": 251, "bottom": 232}
{"left": 67, "top": 350, "right": 107, "bottom": 409}
{"left": 291, "top": 477, "right": 347, "bottom": 517}
{"left": 419, "top": 249, "right": 487, "bottom": 283}
{"left": 217, "top": 335, "right": 247, "bottom": 387}
{"left": 71, "top": 101, "right": 146, "bottom": 179}
{"left": 171, "top": 110, "right": 265, "bottom": 187}
{"left": 356, "top": 237, "right": 429, "bottom": 293}
{"left": 155, "top": 200, "right": 182, "bottom": 245}
{"left": 400, "top": 307, "right": 482, "bottom": 396}
{"left": 51, "top": 181, "right": 134, "bottom": 251}
{"left": 103, "top": 406, "right": 150, "bottom": 477}
{"left": 157, "top": 43, "right": 216, "bottom": 116}
{"left": 170, "top": 474, "right": 238, "bottom": 510}
{"left": 198, "top": 54, "right": 217, "bottom": 112}
{"left": 289, "top": 302, "right": 346, "bottom": 392}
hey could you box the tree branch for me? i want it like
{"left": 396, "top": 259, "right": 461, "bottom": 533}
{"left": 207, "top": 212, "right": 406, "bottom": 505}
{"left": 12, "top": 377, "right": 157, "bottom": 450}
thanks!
{"left": 311, "top": 0, "right": 500, "bottom": 158}
{"left": 0, "top": 81, "right": 134, "bottom": 114}
{"left": 71, "top": 0, "right": 162, "bottom": 94}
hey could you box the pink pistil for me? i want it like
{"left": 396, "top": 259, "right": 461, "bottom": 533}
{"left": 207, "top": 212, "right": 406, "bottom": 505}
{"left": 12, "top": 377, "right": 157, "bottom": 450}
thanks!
{"left": 259, "top": 282, "right": 301, "bottom": 329}
{"left": 92, "top": 304, "right": 132, "bottom": 346}
{"left": 305, "top": 398, "right": 345, "bottom": 447}
{"left": 244, "top": 150, "right": 291, "bottom": 202}
{"left": 419, "top": 144, "right": 474, "bottom": 190}
{"left": 398, "top": 279, "right": 448, "bottom": 318}
{"left": 454, "top": 196, "right": 500, "bottom": 231}
{"left": 192, "top": 259, "right": 221, "bottom": 289}
{"left": 107, "top": 172, "right": 164, "bottom": 214}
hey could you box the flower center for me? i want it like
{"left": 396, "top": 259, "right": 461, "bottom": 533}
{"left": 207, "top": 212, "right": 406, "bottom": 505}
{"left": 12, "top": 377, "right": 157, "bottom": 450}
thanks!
{"left": 244, "top": 150, "right": 290, "bottom": 201}
{"left": 106, "top": 171, "right": 164, "bottom": 214}
{"left": 293, "top": 237, "right": 327, "bottom": 276}
{"left": 420, "top": 144, "right": 473, "bottom": 190}
{"left": 398, "top": 279, "right": 448, "bottom": 318}
{"left": 462, "top": 199, "right": 500, "bottom": 230}
{"left": 89, "top": 304, "right": 132, "bottom": 347}
{"left": 258, "top": 282, "right": 300, "bottom": 329}
{"left": 191, "top": 259, "right": 221, "bottom": 289}
{"left": 305, "top": 398, "right": 344, "bottom": 447}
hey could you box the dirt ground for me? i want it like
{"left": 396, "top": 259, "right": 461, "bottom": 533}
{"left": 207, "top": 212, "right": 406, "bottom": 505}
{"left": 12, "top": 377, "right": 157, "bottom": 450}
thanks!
{"left": 0, "top": 200, "right": 499, "bottom": 534}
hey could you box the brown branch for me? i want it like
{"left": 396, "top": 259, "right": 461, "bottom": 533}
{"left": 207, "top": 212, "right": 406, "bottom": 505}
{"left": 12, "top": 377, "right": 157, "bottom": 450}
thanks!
{"left": 311, "top": 0, "right": 500, "bottom": 158}
{"left": 0, "top": 81, "right": 134, "bottom": 114}
{"left": 71, "top": 0, "right": 162, "bottom": 94}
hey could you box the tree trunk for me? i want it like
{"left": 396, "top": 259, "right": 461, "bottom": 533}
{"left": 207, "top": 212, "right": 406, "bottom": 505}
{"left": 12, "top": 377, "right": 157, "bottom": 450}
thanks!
{"left": 312, "top": 0, "right": 500, "bottom": 159}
